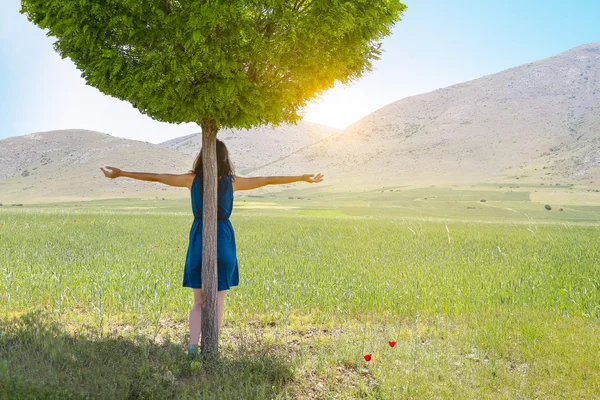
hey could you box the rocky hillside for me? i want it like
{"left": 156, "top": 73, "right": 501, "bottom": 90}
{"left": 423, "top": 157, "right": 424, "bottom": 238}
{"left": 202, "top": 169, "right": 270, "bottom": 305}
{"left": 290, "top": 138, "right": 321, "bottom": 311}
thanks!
{"left": 160, "top": 121, "right": 339, "bottom": 174}
{"left": 0, "top": 122, "right": 339, "bottom": 203}
{"left": 2, "top": 43, "right": 599, "bottom": 203}
{"left": 250, "top": 43, "right": 600, "bottom": 190}
{"left": 0, "top": 129, "right": 192, "bottom": 202}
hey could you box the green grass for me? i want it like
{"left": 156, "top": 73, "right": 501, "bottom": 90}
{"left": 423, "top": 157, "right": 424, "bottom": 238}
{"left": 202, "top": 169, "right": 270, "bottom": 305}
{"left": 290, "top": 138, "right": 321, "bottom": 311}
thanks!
{"left": 1, "top": 202, "right": 599, "bottom": 398}
{"left": 9, "top": 185, "right": 600, "bottom": 222}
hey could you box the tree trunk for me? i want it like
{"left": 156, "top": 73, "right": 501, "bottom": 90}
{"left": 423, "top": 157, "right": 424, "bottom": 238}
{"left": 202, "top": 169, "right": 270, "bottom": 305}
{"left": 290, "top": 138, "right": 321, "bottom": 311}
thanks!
{"left": 200, "top": 118, "right": 219, "bottom": 355}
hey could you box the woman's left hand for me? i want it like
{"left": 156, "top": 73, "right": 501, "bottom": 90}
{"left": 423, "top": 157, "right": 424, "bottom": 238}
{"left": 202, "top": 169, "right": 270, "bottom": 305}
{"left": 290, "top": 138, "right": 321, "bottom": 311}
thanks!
{"left": 303, "top": 173, "right": 324, "bottom": 183}
{"left": 100, "top": 166, "right": 122, "bottom": 179}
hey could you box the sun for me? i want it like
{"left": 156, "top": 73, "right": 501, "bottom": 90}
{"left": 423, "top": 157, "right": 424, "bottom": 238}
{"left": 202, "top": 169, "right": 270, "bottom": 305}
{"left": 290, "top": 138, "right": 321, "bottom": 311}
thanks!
{"left": 302, "top": 85, "right": 370, "bottom": 129}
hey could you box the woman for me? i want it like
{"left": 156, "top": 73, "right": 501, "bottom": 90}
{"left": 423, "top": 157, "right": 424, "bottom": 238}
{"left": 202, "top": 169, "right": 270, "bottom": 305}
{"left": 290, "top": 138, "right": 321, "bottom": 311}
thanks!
{"left": 101, "top": 139, "right": 323, "bottom": 356}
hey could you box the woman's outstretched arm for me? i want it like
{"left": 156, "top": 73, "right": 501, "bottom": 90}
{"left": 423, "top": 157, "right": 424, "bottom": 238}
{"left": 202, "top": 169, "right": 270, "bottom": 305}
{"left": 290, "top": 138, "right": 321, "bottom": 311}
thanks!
{"left": 101, "top": 166, "right": 194, "bottom": 189}
{"left": 232, "top": 173, "right": 323, "bottom": 191}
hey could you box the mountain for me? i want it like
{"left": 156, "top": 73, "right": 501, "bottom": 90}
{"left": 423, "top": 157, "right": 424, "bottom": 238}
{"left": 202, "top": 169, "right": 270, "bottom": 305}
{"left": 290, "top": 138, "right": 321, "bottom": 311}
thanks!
{"left": 3, "top": 43, "right": 600, "bottom": 203}
{"left": 159, "top": 121, "right": 339, "bottom": 174}
{"left": 0, "top": 129, "right": 192, "bottom": 202}
{"left": 250, "top": 43, "right": 600, "bottom": 189}
{"left": 0, "top": 122, "right": 339, "bottom": 203}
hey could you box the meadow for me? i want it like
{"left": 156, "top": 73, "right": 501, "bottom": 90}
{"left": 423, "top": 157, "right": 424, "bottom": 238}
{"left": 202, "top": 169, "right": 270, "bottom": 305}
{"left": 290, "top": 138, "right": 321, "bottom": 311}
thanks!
{"left": 1, "top": 188, "right": 599, "bottom": 399}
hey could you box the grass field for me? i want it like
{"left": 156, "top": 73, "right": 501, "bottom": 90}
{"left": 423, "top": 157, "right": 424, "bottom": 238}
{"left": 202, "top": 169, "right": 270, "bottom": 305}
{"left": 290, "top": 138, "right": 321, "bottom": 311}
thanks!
{"left": 1, "top": 189, "right": 599, "bottom": 399}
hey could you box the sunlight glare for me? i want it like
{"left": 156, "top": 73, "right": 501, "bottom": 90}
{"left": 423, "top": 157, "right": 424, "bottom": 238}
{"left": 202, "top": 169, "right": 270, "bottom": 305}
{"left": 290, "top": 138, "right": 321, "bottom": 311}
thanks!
{"left": 302, "top": 84, "right": 374, "bottom": 129}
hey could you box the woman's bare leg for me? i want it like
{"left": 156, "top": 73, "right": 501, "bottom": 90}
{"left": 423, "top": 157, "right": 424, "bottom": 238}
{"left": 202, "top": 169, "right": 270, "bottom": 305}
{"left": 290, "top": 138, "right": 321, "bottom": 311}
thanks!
{"left": 189, "top": 288, "right": 203, "bottom": 347}
{"left": 217, "top": 290, "right": 226, "bottom": 331}
{"left": 190, "top": 289, "right": 226, "bottom": 347}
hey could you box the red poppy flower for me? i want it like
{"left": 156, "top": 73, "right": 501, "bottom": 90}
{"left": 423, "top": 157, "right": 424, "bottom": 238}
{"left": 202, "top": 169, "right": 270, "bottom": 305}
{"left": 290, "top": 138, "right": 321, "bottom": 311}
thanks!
{"left": 364, "top": 354, "right": 372, "bottom": 362}
{"left": 389, "top": 341, "right": 396, "bottom": 347}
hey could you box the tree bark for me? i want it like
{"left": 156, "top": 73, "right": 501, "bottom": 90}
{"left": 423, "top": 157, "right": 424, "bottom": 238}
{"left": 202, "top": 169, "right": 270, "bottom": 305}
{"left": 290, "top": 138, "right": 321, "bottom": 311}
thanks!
{"left": 200, "top": 118, "right": 219, "bottom": 355}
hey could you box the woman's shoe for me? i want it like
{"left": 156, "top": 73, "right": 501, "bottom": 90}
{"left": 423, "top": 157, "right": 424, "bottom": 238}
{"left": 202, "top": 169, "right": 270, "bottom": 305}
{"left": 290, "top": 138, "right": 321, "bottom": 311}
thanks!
{"left": 187, "top": 344, "right": 199, "bottom": 360}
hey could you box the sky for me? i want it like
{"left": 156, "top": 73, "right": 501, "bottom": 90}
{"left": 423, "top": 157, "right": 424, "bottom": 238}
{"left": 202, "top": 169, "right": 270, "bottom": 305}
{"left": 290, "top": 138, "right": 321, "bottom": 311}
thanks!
{"left": 1, "top": 0, "right": 600, "bottom": 144}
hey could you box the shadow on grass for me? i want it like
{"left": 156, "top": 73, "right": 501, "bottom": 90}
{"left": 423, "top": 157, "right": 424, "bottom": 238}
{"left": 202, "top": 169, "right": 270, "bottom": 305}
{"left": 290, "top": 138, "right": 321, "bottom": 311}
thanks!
{"left": 0, "top": 311, "right": 294, "bottom": 399}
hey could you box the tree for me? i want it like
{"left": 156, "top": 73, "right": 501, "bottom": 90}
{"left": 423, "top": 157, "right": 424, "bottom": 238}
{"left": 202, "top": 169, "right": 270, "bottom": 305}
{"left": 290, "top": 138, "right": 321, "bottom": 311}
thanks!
{"left": 21, "top": 0, "right": 406, "bottom": 355}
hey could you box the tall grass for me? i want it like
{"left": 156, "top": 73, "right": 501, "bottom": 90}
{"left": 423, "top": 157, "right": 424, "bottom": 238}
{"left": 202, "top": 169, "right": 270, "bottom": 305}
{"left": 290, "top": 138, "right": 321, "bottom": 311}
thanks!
{"left": 0, "top": 209, "right": 599, "bottom": 398}
{"left": 1, "top": 212, "right": 598, "bottom": 321}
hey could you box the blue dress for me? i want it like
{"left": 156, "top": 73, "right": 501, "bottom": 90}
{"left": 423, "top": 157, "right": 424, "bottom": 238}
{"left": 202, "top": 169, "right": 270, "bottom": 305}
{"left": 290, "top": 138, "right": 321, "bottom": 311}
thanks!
{"left": 183, "top": 174, "right": 239, "bottom": 291}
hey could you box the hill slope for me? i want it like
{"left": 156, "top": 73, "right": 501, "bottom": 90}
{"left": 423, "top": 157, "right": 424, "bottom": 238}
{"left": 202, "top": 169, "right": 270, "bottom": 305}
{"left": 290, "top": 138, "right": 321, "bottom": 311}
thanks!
{"left": 0, "top": 130, "right": 192, "bottom": 202}
{"left": 2, "top": 44, "right": 600, "bottom": 203}
{"left": 159, "top": 121, "right": 339, "bottom": 173}
{"left": 250, "top": 43, "right": 600, "bottom": 190}
{"left": 0, "top": 122, "right": 339, "bottom": 203}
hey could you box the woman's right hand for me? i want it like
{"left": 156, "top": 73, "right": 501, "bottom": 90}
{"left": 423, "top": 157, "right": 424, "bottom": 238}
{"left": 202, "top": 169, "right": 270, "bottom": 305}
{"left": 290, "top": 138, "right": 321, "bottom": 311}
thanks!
{"left": 100, "top": 166, "right": 122, "bottom": 179}
{"left": 302, "top": 173, "right": 324, "bottom": 183}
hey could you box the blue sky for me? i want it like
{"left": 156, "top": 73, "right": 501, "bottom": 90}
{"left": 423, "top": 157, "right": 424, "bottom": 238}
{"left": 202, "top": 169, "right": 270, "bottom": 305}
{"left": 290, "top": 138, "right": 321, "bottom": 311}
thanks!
{"left": 1, "top": 0, "right": 599, "bottom": 143}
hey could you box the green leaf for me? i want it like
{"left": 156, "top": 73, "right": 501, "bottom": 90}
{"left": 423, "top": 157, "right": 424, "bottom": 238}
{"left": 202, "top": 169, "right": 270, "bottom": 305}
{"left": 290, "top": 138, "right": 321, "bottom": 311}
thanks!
{"left": 192, "top": 31, "right": 201, "bottom": 43}
{"left": 20, "top": 0, "right": 406, "bottom": 128}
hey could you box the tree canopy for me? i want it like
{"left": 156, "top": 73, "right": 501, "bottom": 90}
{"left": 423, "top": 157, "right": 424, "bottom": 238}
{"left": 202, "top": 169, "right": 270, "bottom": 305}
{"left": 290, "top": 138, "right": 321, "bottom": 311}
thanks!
{"left": 21, "top": 0, "right": 406, "bottom": 129}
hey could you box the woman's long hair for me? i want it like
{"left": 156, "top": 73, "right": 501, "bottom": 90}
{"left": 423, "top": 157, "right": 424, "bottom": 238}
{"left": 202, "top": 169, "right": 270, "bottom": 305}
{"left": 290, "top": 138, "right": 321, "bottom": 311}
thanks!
{"left": 192, "top": 139, "right": 234, "bottom": 194}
